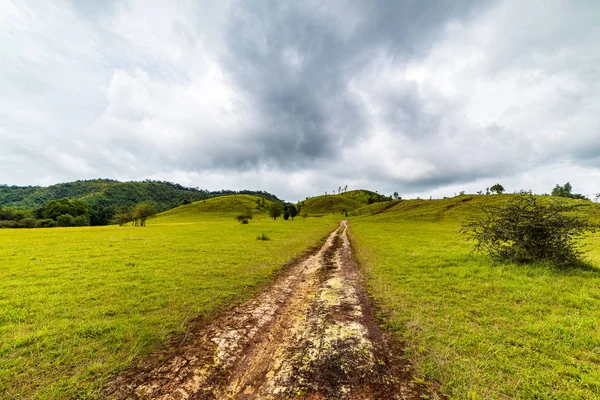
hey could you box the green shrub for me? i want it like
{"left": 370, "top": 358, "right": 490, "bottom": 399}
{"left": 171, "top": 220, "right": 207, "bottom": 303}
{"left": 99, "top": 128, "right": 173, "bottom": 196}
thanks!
{"left": 462, "top": 195, "right": 597, "bottom": 266}
{"left": 72, "top": 215, "right": 90, "bottom": 227}
{"left": 37, "top": 219, "right": 56, "bottom": 228}
{"left": 0, "top": 220, "right": 15, "bottom": 228}
{"left": 236, "top": 213, "right": 253, "bottom": 224}
{"left": 56, "top": 214, "right": 74, "bottom": 227}
{"left": 16, "top": 218, "right": 37, "bottom": 228}
{"left": 256, "top": 232, "right": 270, "bottom": 241}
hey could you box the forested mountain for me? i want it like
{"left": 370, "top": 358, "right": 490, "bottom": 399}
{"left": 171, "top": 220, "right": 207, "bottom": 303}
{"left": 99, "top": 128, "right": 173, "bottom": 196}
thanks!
{"left": 0, "top": 179, "right": 282, "bottom": 210}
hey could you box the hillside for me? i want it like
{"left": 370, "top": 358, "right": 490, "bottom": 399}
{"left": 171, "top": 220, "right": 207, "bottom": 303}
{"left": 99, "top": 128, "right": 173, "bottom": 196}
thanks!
{"left": 155, "top": 194, "right": 274, "bottom": 222}
{"left": 299, "top": 189, "right": 389, "bottom": 216}
{"left": 0, "top": 179, "right": 282, "bottom": 211}
{"left": 351, "top": 194, "right": 600, "bottom": 223}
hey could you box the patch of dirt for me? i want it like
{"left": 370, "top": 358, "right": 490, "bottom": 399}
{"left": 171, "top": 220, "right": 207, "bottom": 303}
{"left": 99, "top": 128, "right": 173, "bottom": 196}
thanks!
{"left": 105, "top": 221, "right": 435, "bottom": 399}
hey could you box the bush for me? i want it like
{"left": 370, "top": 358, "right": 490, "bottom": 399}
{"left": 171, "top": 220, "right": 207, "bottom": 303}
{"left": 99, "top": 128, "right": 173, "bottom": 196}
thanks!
{"left": 0, "top": 220, "right": 16, "bottom": 229}
{"left": 72, "top": 215, "right": 90, "bottom": 226}
{"left": 256, "top": 232, "right": 270, "bottom": 241}
{"left": 37, "top": 219, "right": 56, "bottom": 228}
{"left": 16, "top": 218, "right": 37, "bottom": 228}
{"left": 236, "top": 213, "right": 253, "bottom": 224}
{"left": 57, "top": 214, "right": 74, "bottom": 227}
{"left": 462, "top": 195, "right": 597, "bottom": 266}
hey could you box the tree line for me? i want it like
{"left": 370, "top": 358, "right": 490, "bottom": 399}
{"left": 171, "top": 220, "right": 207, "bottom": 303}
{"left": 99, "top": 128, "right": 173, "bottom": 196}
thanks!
{"left": 0, "top": 179, "right": 283, "bottom": 210}
{"left": 0, "top": 198, "right": 158, "bottom": 228}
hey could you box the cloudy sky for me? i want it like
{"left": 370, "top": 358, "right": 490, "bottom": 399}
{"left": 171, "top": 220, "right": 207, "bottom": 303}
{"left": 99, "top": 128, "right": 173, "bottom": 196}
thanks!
{"left": 1, "top": 0, "right": 599, "bottom": 201}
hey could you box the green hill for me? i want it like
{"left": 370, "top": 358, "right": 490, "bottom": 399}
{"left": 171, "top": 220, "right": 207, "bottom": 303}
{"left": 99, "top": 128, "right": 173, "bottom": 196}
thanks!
{"left": 0, "top": 179, "right": 208, "bottom": 210}
{"left": 155, "top": 194, "right": 274, "bottom": 222}
{"left": 0, "top": 179, "right": 282, "bottom": 211}
{"left": 299, "top": 189, "right": 389, "bottom": 216}
{"left": 351, "top": 194, "right": 600, "bottom": 223}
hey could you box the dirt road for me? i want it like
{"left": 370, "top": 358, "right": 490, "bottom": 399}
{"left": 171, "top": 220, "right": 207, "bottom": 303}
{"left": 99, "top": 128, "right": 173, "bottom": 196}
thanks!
{"left": 106, "top": 221, "right": 427, "bottom": 399}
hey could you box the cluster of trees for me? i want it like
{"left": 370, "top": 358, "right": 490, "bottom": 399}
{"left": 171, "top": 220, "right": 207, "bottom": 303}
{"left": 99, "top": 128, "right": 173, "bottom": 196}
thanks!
{"left": 475, "top": 184, "right": 505, "bottom": 195}
{"left": 268, "top": 203, "right": 298, "bottom": 220}
{"left": 367, "top": 192, "right": 391, "bottom": 204}
{"left": 551, "top": 182, "right": 588, "bottom": 200}
{"left": 0, "top": 199, "right": 157, "bottom": 229}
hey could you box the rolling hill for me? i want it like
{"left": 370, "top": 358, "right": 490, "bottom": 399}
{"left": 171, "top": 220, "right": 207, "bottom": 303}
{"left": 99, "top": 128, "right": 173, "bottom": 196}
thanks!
{"left": 299, "top": 189, "right": 389, "bottom": 216}
{"left": 0, "top": 179, "right": 282, "bottom": 211}
{"left": 350, "top": 193, "right": 600, "bottom": 223}
{"left": 155, "top": 194, "right": 275, "bottom": 222}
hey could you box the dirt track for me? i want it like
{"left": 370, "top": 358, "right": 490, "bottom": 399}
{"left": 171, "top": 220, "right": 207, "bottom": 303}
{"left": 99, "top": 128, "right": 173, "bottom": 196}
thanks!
{"left": 106, "top": 221, "right": 428, "bottom": 399}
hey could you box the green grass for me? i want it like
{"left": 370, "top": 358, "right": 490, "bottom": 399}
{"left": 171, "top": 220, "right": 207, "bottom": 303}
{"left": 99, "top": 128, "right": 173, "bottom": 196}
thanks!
{"left": 0, "top": 203, "right": 337, "bottom": 399}
{"left": 349, "top": 195, "right": 600, "bottom": 399}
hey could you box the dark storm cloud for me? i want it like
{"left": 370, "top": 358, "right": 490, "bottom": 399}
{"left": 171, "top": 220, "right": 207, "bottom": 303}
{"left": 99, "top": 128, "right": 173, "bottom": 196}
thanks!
{"left": 217, "top": 0, "right": 494, "bottom": 167}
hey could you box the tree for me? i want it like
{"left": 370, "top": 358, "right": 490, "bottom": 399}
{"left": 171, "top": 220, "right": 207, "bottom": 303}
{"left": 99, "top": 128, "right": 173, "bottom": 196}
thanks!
{"left": 42, "top": 198, "right": 89, "bottom": 221}
{"left": 552, "top": 182, "right": 588, "bottom": 200}
{"left": 132, "top": 202, "right": 157, "bottom": 227}
{"left": 89, "top": 204, "right": 115, "bottom": 226}
{"left": 289, "top": 204, "right": 298, "bottom": 220}
{"left": 462, "top": 194, "right": 597, "bottom": 266}
{"left": 269, "top": 203, "right": 283, "bottom": 220}
{"left": 115, "top": 206, "right": 133, "bottom": 226}
{"left": 393, "top": 191, "right": 399, "bottom": 200}
{"left": 490, "top": 184, "right": 505, "bottom": 194}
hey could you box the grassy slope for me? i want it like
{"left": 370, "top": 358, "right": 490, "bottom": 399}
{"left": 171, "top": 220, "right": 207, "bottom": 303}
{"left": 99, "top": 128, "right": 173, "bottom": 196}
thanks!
{"left": 157, "top": 194, "right": 273, "bottom": 221}
{"left": 0, "top": 196, "right": 337, "bottom": 399}
{"left": 300, "top": 190, "right": 384, "bottom": 216}
{"left": 349, "top": 195, "right": 600, "bottom": 399}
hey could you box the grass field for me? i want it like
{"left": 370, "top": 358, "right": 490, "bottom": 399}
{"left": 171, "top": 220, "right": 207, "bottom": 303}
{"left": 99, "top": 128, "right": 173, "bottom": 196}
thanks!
{"left": 349, "top": 195, "right": 600, "bottom": 399}
{"left": 0, "top": 196, "right": 338, "bottom": 399}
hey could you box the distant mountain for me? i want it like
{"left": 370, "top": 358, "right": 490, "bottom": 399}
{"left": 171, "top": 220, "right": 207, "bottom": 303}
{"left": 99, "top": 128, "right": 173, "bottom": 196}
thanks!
{"left": 0, "top": 179, "right": 283, "bottom": 211}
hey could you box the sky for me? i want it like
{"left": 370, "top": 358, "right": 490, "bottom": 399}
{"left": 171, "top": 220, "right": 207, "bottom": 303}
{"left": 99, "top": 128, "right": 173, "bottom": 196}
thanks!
{"left": 1, "top": 0, "right": 599, "bottom": 201}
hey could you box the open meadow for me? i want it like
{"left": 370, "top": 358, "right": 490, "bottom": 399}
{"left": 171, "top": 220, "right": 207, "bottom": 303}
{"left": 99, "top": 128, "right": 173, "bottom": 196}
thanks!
{"left": 0, "top": 195, "right": 338, "bottom": 399}
{"left": 349, "top": 196, "right": 600, "bottom": 399}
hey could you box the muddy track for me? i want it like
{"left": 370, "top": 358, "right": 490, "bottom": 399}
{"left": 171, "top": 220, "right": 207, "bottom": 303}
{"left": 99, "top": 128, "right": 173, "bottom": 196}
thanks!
{"left": 106, "top": 221, "right": 429, "bottom": 399}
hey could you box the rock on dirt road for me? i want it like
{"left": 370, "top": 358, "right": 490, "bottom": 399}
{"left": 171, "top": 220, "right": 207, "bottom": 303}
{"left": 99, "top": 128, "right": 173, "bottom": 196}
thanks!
{"left": 106, "top": 221, "right": 430, "bottom": 399}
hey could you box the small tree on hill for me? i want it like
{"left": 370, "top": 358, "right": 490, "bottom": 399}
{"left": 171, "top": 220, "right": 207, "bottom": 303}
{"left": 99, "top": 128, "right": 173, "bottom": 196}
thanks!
{"left": 462, "top": 194, "right": 597, "bottom": 266}
{"left": 490, "top": 184, "right": 505, "bottom": 194}
{"left": 269, "top": 203, "right": 283, "bottom": 220}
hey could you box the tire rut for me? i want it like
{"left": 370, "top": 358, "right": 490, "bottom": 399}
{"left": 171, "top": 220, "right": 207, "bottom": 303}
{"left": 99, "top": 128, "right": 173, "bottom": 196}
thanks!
{"left": 106, "top": 221, "right": 431, "bottom": 400}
